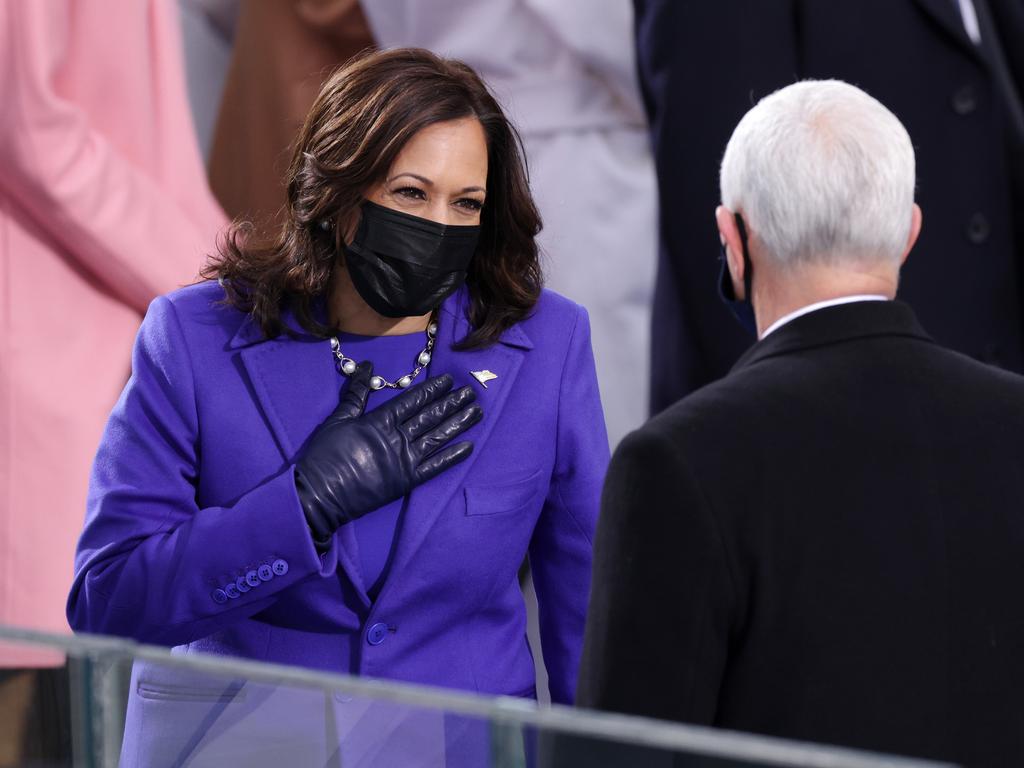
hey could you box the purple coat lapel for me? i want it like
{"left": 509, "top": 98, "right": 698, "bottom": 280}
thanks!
{"left": 229, "top": 288, "right": 532, "bottom": 606}
{"left": 233, "top": 318, "right": 374, "bottom": 608}
{"left": 374, "top": 290, "right": 533, "bottom": 606}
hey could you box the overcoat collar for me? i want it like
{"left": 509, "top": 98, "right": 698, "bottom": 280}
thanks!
{"left": 233, "top": 287, "right": 532, "bottom": 608}
{"left": 732, "top": 300, "right": 934, "bottom": 374}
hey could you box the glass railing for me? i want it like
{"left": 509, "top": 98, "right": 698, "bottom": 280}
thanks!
{"left": 0, "top": 624, "right": 953, "bottom": 768}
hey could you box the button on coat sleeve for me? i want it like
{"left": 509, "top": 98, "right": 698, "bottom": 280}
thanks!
{"left": 66, "top": 297, "right": 330, "bottom": 647}
{"left": 528, "top": 304, "right": 610, "bottom": 705}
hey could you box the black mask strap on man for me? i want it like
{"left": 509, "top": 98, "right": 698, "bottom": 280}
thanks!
{"left": 343, "top": 200, "right": 480, "bottom": 318}
{"left": 717, "top": 212, "right": 757, "bottom": 336}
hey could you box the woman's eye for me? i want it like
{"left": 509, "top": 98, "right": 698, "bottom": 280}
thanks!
{"left": 394, "top": 186, "right": 426, "bottom": 200}
{"left": 455, "top": 198, "right": 484, "bottom": 212}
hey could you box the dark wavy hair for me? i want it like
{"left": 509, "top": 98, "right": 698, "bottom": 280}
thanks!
{"left": 202, "top": 47, "right": 543, "bottom": 349}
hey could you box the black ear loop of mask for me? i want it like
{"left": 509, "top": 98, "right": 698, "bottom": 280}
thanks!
{"left": 734, "top": 213, "right": 753, "bottom": 300}
{"left": 718, "top": 211, "right": 757, "bottom": 335}
{"left": 724, "top": 214, "right": 757, "bottom": 301}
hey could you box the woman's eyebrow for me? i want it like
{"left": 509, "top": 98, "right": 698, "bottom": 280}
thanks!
{"left": 388, "top": 172, "right": 433, "bottom": 186}
{"left": 388, "top": 172, "right": 485, "bottom": 195}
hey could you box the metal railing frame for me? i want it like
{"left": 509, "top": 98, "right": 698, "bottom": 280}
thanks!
{"left": 0, "top": 624, "right": 953, "bottom": 768}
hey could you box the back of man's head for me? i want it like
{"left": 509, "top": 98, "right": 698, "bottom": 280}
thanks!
{"left": 720, "top": 80, "right": 916, "bottom": 270}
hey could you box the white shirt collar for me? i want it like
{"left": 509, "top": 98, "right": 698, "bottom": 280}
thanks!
{"left": 760, "top": 295, "right": 889, "bottom": 339}
{"left": 956, "top": 0, "right": 982, "bottom": 45}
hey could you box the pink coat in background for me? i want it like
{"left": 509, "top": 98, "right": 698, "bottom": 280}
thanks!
{"left": 0, "top": 0, "right": 226, "bottom": 660}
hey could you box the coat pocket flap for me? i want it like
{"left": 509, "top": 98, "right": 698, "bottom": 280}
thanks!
{"left": 464, "top": 469, "right": 544, "bottom": 516}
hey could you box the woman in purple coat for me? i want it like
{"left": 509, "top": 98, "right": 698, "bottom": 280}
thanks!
{"left": 67, "top": 48, "right": 608, "bottom": 765}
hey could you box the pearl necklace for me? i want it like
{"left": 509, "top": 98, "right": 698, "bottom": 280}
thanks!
{"left": 330, "top": 316, "right": 438, "bottom": 391}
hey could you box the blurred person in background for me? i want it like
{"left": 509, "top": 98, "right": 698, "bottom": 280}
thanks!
{"left": 0, "top": 0, "right": 225, "bottom": 761}
{"left": 178, "top": 0, "right": 239, "bottom": 160}
{"left": 637, "top": 0, "right": 1024, "bottom": 414}
{"left": 363, "top": 0, "right": 657, "bottom": 449}
{"left": 207, "top": 0, "right": 374, "bottom": 223}
{"left": 579, "top": 80, "right": 1024, "bottom": 768}
{"left": 68, "top": 49, "right": 606, "bottom": 766}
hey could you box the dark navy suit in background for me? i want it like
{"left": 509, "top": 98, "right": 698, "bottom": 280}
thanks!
{"left": 636, "top": 0, "right": 1024, "bottom": 412}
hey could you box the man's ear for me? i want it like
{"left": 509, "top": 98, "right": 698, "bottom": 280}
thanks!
{"left": 899, "top": 204, "right": 922, "bottom": 267}
{"left": 716, "top": 205, "right": 747, "bottom": 300}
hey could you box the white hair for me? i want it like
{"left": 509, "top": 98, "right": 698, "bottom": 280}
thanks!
{"left": 720, "top": 80, "right": 916, "bottom": 268}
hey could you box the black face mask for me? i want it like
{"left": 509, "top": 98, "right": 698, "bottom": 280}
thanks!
{"left": 342, "top": 200, "right": 480, "bottom": 318}
{"left": 717, "top": 213, "right": 757, "bottom": 336}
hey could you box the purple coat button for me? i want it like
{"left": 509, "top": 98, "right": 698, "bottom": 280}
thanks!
{"left": 235, "top": 576, "right": 251, "bottom": 593}
{"left": 212, "top": 589, "right": 228, "bottom": 604}
{"left": 245, "top": 570, "right": 261, "bottom": 588}
{"left": 257, "top": 564, "right": 273, "bottom": 582}
{"left": 272, "top": 559, "right": 289, "bottom": 577}
{"left": 224, "top": 583, "right": 240, "bottom": 599}
{"left": 367, "top": 623, "right": 388, "bottom": 646}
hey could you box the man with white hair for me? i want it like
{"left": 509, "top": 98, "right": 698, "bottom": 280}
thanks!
{"left": 577, "top": 80, "right": 1024, "bottom": 767}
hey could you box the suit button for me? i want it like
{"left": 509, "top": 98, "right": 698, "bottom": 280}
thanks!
{"left": 235, "top": 576, "right": 251, "bottom": 594}
{"left": 257, "top": 564, "right": 274, "bottom": 582}
{"left": 366, "top": 622, "right": 389, "bottom": 646}
{"left": 224, "top": 583, "right": 240, "bottom": 599}
{"left": 952, "top": 85, "right": 977, "bottom": 115}
{"left": 246, "top": 570, "right": 261, "bottom": 588}
{"left": 212, "top": 589, "right": 228, "bottom": 604}
{"left": 967, "top": 213, "right": 990, "bottom": 244}
{"left": 272, "top": 559, "right": 289, "bottom": 577}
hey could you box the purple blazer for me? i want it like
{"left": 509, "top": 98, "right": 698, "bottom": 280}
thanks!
{"left": 68, "top": 281, "right": 608, "bottom": 707}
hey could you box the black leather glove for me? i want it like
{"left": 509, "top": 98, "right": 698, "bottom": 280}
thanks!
{"left": 295, "top": 361, "right": 483, "bottom": 550}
